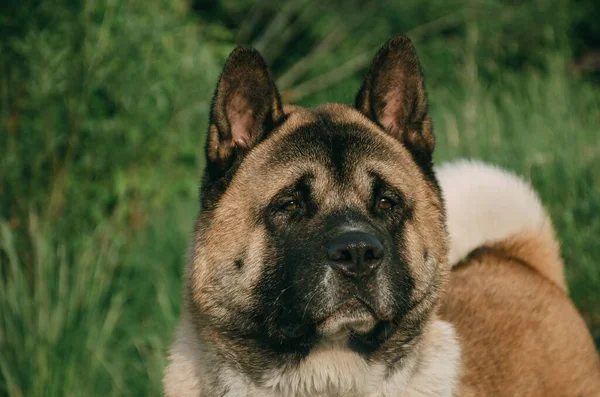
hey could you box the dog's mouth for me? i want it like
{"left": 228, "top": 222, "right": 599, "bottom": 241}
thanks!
{"left": 279, "top": 297, "right": 382, "bottom": 340}
{"left": 317, "top": 298, "right": 378, "bottom": 336}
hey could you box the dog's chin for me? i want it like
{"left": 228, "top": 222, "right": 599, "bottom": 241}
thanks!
{"left": 317, "top": 300, "right": 378, "bottom": 337}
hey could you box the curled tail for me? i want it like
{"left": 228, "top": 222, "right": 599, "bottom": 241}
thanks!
{"left": 436, "top": 160, "right": 567, "bottom": 291}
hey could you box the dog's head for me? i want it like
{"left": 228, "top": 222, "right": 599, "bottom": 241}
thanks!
{"left": 188, "top": 36, "right": 448, "bottom": 365}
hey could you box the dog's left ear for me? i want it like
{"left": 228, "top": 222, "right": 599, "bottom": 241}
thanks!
{"left": 355, "top": 36, "right": 434, "bottom": 166}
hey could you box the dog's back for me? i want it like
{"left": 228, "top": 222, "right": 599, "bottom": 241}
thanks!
{"left": 437, "top": 160, "right": 600, "bottom": 396}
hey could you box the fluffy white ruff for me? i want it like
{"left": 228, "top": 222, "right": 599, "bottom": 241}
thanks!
{"left": 163, "top": 317, "right": 460, "bottom": 397}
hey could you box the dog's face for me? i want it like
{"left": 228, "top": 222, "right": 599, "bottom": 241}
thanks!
{"left": 188, "top": 36, "right": 448, "bottom": 368}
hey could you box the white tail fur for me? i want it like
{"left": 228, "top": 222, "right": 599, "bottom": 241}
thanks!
{"left": 436, "top": 159, "right": 566, "bottom": 290}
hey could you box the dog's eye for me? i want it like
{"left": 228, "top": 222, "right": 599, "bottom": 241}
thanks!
{"left": 378, "top": 197, "right": 394, "bottom": 210}
{"left": 281, "top": 200, "right": 299, "bottom": 212}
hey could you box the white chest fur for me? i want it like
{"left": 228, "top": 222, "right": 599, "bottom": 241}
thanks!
{"left": 164, "top": 318, "right": 460, "bottom": 397}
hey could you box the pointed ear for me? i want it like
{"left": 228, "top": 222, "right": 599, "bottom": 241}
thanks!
{"left": 207, "top": 46, "right": 284, "bottom": 172}
{"left": 355, "top": 36, "right": 434, "bottom": 166}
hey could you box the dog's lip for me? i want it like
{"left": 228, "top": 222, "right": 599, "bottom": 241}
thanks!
{"left": 315, "top": 298, "right": 378, "bottom": 335}
{"left": 316, "top": 296, "right": 381, "bottom": 325}
{"left": 278, "top": 296, "right": 390, "bottom": 339}
{"left": 277, "top": 300, "right": 368, "bottom": 339}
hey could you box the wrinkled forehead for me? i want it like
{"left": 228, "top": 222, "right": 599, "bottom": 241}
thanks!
{"left": 224, "top": 104, "right": 423, "bottom": 207}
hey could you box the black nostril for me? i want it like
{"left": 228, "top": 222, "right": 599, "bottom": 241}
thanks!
{"left": 336, "top": 249, "right": 353, "bottom": 262}
{"left": 327, "top": 231, "right": 384, "bottom": 280}
{"left": 364, "top": 246, "right": 383, "bottom": 261}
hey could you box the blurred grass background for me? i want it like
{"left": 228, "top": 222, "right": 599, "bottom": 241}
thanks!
{"left": 1, "top": 0, "right": 599, "bottom": 395}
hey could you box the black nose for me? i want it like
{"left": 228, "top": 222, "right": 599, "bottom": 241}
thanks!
{"left": 327, "top": 231, "right": 384, "bottom": 280}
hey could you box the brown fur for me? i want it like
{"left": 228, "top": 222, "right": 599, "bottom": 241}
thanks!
{"left": 441, "top": 233, "right": 600, "bottom": 396}
{"left": 495, "top": 226, "right": 567, "bottom": 291}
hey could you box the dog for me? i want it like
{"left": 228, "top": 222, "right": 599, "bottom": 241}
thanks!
{"left": 163, "top": 36, "right": 600, "bottom": 396}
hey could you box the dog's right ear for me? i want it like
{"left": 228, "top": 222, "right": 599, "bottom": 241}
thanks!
{"left": 205, "top": 46, "right": 284, "bottom": 178}
{"left": 355, "top": 36, "right": 434, "bottom": 171}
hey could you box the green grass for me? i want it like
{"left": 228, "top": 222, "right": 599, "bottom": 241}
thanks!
{"left": 2, "top": 53, "right": 598, "bottom": 396}
{"left": 0, "top": 200, "right": 195, "bottom": 396}
{"left": 1, "top": 2, "right": 599, "bottom": 395}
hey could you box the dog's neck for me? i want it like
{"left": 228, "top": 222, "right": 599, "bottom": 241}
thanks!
{"left": 163, "top": 315, "right": 460, "bottom": 397}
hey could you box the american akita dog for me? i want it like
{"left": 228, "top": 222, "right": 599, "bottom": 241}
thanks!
{"left": 163, "top": 35, "right": 600, "bottom": 396}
